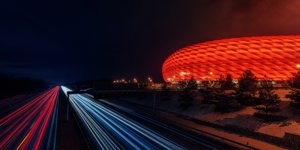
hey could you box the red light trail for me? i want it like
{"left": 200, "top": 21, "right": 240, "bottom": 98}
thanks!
{"left": 0, "top": 86, "right": 59, "bottom": 150}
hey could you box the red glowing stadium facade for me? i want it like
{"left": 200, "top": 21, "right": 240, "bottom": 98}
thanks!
{"left": 162, "top": 35, "right": 300, "bottom": 82}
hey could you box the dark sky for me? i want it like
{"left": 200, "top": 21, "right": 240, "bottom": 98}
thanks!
{"left": 1, "top": 0, "right": 300, "bottom": 83}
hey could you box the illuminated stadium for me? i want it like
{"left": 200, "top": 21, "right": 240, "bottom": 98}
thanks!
{"left": 162, "top": 35, "right": 300, "bottom": 82}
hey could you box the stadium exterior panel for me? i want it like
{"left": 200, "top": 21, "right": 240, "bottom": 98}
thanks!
{"left": 162, "top": 35, "right": 300, "bottom": 82}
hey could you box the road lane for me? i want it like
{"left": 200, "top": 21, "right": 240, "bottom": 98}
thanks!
{"left": 0, "top": 86, "right": 60, "bottom": 150}
{"left": 62, "top": 86, "right": 185, "bottom": 150}
{"left": 62, "top": 86, "right": 238, "bottom": 150}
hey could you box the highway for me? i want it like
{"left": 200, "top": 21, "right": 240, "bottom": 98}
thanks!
{"left": 62, "top": 86, "right": 238, "bottom": 150}
{"left": 0, "top": 86, "right": 60, "bottom": 150}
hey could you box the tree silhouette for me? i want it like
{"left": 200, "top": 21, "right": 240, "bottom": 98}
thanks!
{"left": 200, "top": 87, "right": 216, "bottom": 104}
{"left": 178, "top": 77, "right": 197, "bottom": 110}
{"left": 255, "top": 79, "right": 280, "bottom": 118}
{"left": 288, "top": 71, "right": 300, "bottom": 89}
{"left": 211, "top": 74, "right": 240, "bottom": 112}
{"left": 286, "top": 71, "right": 300, "bottom": 106}
{"left": 220, "top": 74, "right": 234, "bottom": 90}
{"left": 236, "top": 70, "right": 258, "bottom": 105}
{"left": 160, "top": 82, "right": 171, "bottom": 101}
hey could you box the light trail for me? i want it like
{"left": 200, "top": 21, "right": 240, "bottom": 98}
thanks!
{"left": 100, "top": 99, "right": 219, "bottom": 150}
{"left": 61, "top": 86, "right": 185, "bottom": 150}
{"left": 0, "top": 86, "right": 60, "bottom": 150}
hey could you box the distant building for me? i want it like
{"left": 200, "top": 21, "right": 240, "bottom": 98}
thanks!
{"left": 162, "top": 35, "right": 300, "bottom": 82}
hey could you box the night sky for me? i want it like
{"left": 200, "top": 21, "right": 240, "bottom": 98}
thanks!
{"left": 1, "top": 0, "right": 300, "bottom": 83}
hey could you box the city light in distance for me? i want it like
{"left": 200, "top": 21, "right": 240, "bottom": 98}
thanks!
{"left": 147, "top": 77, "right": 153, "bottom": 83}
{"left": 113, "top": 77, "right": 153, "bottom": 84}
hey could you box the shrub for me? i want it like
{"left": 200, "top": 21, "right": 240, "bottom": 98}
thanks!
{"left": 290, "top": 102, "right": 300, "bottom": 108}
{"left": 178, "top": 77, "right": 197, "bottom": 110}
{"left": 286, "top": 71, "right": 300, "bottom": 106}
{"left": 199, "top": 87, "right": 216, "bottom": 104}
{"left": 254, "top": 112, "right": 287, "bottom": 122}
{"left": 160, "top": 83, "right": 171, "bottom": 101}
{"left": 215, "top": 101, "right": 242, "bottom": 113}
{"left": 286, "top": 89, "right": 300, "bottom": 103}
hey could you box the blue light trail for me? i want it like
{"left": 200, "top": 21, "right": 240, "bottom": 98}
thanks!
{"left": 61, "top": 86, "right": 184, "bottom": 150}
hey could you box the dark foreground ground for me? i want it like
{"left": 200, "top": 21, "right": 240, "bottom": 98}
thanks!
{"left": 57, "top": 90, "right": 89, "bottom": 150}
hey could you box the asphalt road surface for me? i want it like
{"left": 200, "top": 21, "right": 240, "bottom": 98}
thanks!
{"left": 0, "top": 86, "right": 59, "bottom": 150}
{"left": 62, "top": 86, "right": 239, "bottom": 150}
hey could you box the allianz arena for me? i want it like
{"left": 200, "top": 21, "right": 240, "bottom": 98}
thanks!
{"left": 162, "top": 35, "right": 300, "bottom": 82}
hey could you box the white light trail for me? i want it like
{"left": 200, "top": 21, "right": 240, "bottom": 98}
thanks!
{"left": 61, "top": 86, "right": 184, "bottom": 150}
